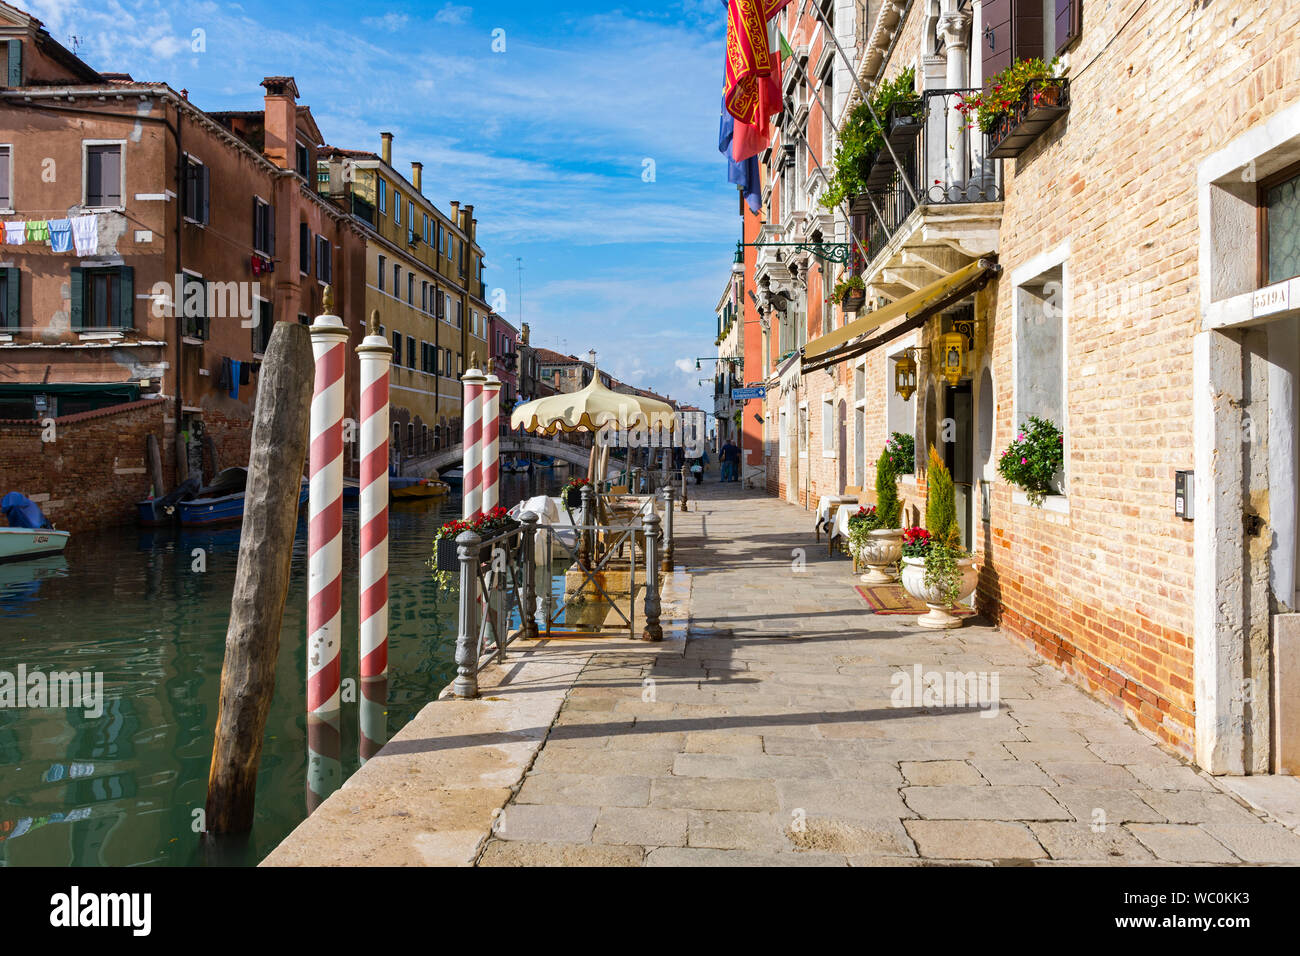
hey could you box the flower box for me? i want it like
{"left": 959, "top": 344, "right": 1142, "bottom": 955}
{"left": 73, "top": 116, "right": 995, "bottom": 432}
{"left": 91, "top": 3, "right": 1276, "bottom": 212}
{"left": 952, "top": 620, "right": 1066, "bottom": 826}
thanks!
{"left": 858, "top": 149, "right": 897, "bottom": 190}
{"left": 986, "top": 78, "right": 1070, "bottom": 159}
{"left": 434, "top": 517, "right": 520, "bottom": 571}
{"left": 886, "top": 99, "right": 924, "bottom": 146}
{"left": 841, "top": 288, "right": 866, "bottom": 312}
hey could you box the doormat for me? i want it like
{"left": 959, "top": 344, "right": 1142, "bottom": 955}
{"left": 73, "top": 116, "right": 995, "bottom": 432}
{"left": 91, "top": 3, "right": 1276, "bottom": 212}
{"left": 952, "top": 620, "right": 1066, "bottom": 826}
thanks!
{"left": 855, "top": 584, "right": 975, "bottom": 616}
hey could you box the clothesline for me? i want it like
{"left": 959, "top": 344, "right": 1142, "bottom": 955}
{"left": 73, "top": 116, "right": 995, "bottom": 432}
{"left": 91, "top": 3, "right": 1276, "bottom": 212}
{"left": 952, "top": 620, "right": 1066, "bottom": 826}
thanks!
{"left": 2, "top": 213, "right": 98, "bottom": 255}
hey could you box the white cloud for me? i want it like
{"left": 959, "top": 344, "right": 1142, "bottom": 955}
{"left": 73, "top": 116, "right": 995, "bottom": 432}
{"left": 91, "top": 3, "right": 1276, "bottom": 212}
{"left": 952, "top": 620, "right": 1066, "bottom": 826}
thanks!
{"left": 362, "top": 12, "right": 409, "bottom": 32}
{"left": 674, "top": 358, "right": 694, "bottom": 373}
{"left": 433, "top": 3, "right": 472, "bottom": 25}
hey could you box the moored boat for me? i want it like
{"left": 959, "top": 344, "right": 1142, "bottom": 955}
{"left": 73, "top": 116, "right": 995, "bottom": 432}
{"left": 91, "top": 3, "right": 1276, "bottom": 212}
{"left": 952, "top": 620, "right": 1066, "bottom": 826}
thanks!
{"left": 0, "top": 492, "right": 70, "bottom": 563}
{"left": 178, "top": 469, "right": 309, "bottom": 527}
{"left": 390, "top": 476, "right": 450, "bottom": 499}
{"left": 136, "top": 475, "right": 201, "bottom": 526}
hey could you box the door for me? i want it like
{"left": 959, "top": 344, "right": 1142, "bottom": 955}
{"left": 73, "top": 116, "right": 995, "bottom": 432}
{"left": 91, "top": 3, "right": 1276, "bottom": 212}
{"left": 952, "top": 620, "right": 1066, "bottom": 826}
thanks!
{"left": 944, "top": 382, "right": 974, "bottom": 553}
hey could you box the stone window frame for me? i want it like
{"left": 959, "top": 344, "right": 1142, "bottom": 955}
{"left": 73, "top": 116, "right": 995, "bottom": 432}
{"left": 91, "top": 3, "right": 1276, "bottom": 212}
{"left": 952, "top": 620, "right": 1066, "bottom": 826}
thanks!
{"left": 0, "top": 142, "right": 12, "bottom": 214}
{"left": 821, "top": 395, "right": 836, "bottom": 459}
{"left": 1009, "top": 239, "right": 1071, "bottom": 513}
{"left": 83, "top": 138, "right": 126, "bottom": 211}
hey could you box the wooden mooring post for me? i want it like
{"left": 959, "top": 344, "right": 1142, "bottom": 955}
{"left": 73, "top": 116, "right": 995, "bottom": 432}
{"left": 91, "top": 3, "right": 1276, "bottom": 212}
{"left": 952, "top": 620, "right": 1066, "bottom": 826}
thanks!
{"left": 204, "top": 321, "right": 313, "bottom": 837}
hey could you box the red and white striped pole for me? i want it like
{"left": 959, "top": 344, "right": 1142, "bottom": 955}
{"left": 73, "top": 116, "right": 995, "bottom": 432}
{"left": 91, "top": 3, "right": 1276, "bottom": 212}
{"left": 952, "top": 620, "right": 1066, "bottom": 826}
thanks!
{"left": 357, "top": 310, "right": 391, "bottom": 681}
{"left": 481, "top": 365, "right": 501, "bottom": 513}
{"left": 462, "top": 362, "right": 485, "bottom": 519}
{"left": 307, "top": 293, "right": 348, "bottom": 716}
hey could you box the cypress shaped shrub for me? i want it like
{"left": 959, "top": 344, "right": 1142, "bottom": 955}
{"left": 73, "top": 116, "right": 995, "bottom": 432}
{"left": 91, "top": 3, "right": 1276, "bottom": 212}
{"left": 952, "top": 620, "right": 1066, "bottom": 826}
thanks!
{"left": 925, "top": 445, "right": 957, "bottom": 539}
{"left": 875, "top": 446, "right": 901, "bottom": 529}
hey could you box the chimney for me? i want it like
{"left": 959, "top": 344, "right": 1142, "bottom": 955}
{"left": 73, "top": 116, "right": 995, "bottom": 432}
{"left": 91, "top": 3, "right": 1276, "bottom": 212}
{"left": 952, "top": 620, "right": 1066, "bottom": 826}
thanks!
{"left": 449, "top": 201, "right": 459, "bottom": 226}
{"left": 462, "top": 204, "right": 475, "bottom": 239}
{"left": 380, "top": 131, "right": 393, "bottom": 165}
{"left": 411, "top": 161, "right": 423, "bottom": 193}
{"left": 260, "top": 76, "right": 300, "bottom": 170}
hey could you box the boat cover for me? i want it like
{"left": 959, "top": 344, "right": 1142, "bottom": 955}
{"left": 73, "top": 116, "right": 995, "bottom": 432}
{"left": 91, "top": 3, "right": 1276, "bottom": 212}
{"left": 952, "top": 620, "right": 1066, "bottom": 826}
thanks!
{"left": 1, "top": 492, "right": 52, "bottom": 529}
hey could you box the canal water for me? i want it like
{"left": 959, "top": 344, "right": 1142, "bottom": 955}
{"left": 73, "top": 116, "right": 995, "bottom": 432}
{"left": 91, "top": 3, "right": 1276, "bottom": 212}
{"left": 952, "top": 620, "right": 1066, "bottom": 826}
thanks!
{"left": 0, "top": 467, "right": 570, "bottom": 866}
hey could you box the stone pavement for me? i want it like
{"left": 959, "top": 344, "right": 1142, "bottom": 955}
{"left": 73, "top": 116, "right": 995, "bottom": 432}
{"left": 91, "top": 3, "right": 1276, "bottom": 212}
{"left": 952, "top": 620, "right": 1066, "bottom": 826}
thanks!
{"left": 479, "top": 480, "right": 1300, "bottom": 866}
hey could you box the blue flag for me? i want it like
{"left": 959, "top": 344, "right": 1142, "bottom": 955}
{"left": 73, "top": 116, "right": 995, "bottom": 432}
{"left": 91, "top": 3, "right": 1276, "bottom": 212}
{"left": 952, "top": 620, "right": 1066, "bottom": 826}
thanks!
{"left": 719, "top": 95, "right": 761, "bottom": 213}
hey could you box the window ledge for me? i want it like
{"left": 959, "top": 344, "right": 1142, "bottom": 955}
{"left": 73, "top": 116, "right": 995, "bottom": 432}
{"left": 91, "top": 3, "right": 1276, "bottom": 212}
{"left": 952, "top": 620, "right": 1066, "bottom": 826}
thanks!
{"left": 183, "top": 217, "right": 206, "bottom": 227}
{"left": 1011, "top": 489, "right": 1069, "bottom": 514}
{"left": 78, "top": 331, "right": 124, "bottom": 341}
{"left": 84, "top": 205, "right": 126, "bottom": 214}
{"left": 182, "top": 335, "right": 205, "bottom": 346}
{"left": 0, "top": 333, "right": 12, "bottom": 343}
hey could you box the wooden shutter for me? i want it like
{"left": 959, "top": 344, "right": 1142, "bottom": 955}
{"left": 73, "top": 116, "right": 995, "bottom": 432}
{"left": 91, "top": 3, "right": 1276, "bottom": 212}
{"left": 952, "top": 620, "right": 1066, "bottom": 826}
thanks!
{"left": 252, "top": 198, "right": 259, "bottom": 248}
{"left": 3, "top": 267, "right": 18, "bottom": 329}
{"left": 117, "top": 266, "right": 134, "bottom": 329}
{"left": 266, "top": 203, "right": 275, "bottom": 257}
{"left": 200, "top": 163, "right": 209, "bottom": 223}
{"left": 1013, "top": 0, "right": 1044, "bottom": 62}
{"left": 1055, "top": 0, "right": 1081, "bottom": 54}
{"left": 70, "top": 268, "right": 84, "bottom": 330}
{"left": 7, "top": 39, "right": 21, "bottom": 87}
{"left": 103, "top": 147, "right": 122, "bottom": 206}
{"left": 982, "top": 0, "right": 1013, "bottom": 83}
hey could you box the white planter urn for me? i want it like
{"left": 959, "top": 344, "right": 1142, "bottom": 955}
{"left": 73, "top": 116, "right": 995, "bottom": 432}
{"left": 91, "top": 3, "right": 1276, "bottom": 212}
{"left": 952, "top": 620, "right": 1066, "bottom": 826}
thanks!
{"left": 900, "top": 555, "right": 979, "bottom": 629}
{"left": 856, "top": 528, "right": 903, "bottom": 584}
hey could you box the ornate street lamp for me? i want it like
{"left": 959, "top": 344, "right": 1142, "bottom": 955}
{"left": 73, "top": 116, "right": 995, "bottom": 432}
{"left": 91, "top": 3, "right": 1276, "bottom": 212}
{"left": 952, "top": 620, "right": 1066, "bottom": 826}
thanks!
{"left": 893, "top": 348, "right": 919, "bottom": 401}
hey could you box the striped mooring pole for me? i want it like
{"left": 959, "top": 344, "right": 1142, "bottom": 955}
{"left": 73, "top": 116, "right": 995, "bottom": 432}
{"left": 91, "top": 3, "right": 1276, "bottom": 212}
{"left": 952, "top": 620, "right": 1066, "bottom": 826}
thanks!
{"left": 462, "top": 364, "right": 485, "bottom": 519}
{"left": 307, "top": 298, "right": 349, "bottom": 716}
{"left": 481, "top": 366, "right": 502, "bottom": 513}
{"left": 357, "top": 310, "right": 392, "bottom": 681}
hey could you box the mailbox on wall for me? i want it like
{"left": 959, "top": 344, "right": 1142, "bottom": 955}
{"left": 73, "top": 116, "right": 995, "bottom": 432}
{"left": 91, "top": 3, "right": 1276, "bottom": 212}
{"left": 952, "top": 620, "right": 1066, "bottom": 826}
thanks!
{"left": 1175, "top": 470, "right": 1194, "bottom": 521}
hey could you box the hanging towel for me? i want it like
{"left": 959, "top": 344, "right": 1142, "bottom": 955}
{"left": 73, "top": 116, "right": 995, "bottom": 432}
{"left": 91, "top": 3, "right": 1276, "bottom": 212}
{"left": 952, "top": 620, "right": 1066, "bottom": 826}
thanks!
{"left": 229, "top": 360, "right": 241, "bottom": 400}
{"left": 70, "top": 215, "right": 97, "bottom": 256}
{"left": 239, "top": 361, "right": 250, "bottom": 385}
{"left": 4, "top": 222, "right": 25, "bottom": 246}
{"left": 47, "top": 219, "right": 72, "bottom": 253}
{"left": 25, "top": 220, "right": 50, "bottom": 243}
{"left": 217, "top": 356, "right": 232, "bottom": 392}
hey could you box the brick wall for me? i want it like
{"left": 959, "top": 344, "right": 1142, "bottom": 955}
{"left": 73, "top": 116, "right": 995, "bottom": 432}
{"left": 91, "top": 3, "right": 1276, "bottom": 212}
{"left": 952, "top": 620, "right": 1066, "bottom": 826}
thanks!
{"left": 0, "top": 399, "right": 172, "bottom": 533}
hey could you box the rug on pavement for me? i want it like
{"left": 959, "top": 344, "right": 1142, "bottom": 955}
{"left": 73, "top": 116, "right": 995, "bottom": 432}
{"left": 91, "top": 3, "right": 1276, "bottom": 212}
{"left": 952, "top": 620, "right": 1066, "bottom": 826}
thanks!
{"left": 855, "top": 584, "right": 975, "bottom": 616}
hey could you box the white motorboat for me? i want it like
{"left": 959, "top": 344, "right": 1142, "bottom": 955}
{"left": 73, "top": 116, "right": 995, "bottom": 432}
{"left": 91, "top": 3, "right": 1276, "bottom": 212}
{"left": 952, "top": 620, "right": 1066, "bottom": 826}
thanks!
{"left": 0, "top": 526, "right": 70, "bottom": 563}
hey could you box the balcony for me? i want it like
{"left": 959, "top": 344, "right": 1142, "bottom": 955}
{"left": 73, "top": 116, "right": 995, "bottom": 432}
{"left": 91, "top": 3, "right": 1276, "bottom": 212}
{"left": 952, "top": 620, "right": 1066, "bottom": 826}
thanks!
{"left": 853, "top": 89, "right": 1003, "bottom": 301}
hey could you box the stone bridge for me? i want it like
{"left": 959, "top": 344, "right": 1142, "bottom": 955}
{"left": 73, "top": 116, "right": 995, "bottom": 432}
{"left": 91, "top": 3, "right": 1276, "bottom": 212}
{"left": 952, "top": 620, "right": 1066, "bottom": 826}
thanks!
{"left": 405, "top": 436, "right": 626, "bottom": 478}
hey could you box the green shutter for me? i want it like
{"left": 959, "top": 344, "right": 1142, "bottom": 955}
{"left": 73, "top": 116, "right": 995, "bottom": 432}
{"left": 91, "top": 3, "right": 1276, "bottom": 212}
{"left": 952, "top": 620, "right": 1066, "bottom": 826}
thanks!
{"left": 3, "top": 267, "right": 18, "bottom": 329}
{"left": 267, "top": 204, "right": 275, "bottom": 257}
{"left": 117, "top": 266, "right": 134, "bottom": 329}
{"left": 200, "top": 164, "right": 210, "bottom": 224}
{"left": 7, "top": 39, "right": 21, "bottom": 88}
{"left": 70, "top": 268, "right": 84, "bottom": 330}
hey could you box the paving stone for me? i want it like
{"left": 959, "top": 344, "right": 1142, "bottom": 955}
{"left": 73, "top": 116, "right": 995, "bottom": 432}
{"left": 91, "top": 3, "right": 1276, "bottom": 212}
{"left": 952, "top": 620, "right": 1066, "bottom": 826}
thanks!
{"left": 1127, "top": 824, "right": 1239, "bottom": 863}
{"left": 1137, "top": 790, "right": 1262, "bottom": 825}
{"left": 650, "top": 776, "right": 778, "bottom": 812}
{"left": 902, "top": 785, "right": 1071, "bottom": 821}
{"left": 686, "top": 810, "right": 791, "bottom": 850}
{"left": 1038, "top": 762, "right": 1144, "bottom": 788}
{"left": 1029, "top": 822, "right": 1156, "bottom": 862}
{"left": 672, "top": 752, "right": 832, "bottom": 780}
{"left": 1047, "top": 786, "right": 1169, "bottom": 824}
{"left": 515, "top": 772, "right": 650, "bottom": 808}
{"left": 479, "top": 840, "right": 643, "bottom": 866}
{"left": 1123, "top": 763, "right": 1217, "bottom": 791}
{"left": 531, "top": 747, "right": 675, "bottom": 777}
{"left": 901, "top": 760, "right": 986, "bottom": 786}
{"left": 971, "top": 759, "right": 1055, "bottom": 786}
{"left": 773, "top": 778, "right": 913, "bottom": 822}
{"left": 645, "top": 847, "right": 847, "bottom": 866}
{"left": 683, "top": 731, "right": 765, "bottom": 754}
{"left": 1199, "top": 823, "right": 1300, "bottom": 863}
{"left": 593, "top": 807, "right": 689, "bottom": 847}
{"left": 1003, "top": 741, "right": 1103, "bottom": 763}
{"left": 496, "top": 804, "right": 598, "bottom": 844}
{"left": 785, "top": 817, "right": 915, "bottom": 856}
{"left": 905, "top": 820, "right": 1046, "bottom": 861}
{"left": 1085, "top": 740, "right": 1187, "bottom": 765}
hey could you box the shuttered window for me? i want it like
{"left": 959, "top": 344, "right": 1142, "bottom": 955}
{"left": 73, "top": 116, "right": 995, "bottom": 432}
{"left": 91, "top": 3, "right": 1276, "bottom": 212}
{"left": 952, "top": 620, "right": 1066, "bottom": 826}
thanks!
{"left": 70, "top": 266, "right": 133, "bottom": 330}
{"left": 85, "top": 144, "right": 123, "bottom": 207}
{"left": 982, "top": 0, "right": 1064, "bottom": 83}
{"left": 0, "top": 267, "right": 18, "bottom": 329}
{"left": 0, "top": 146, "right": 11, "bottom": 209}
{"left": 252, "top": 299, "right": 273, "bottom": 353}
{"left": 316, "top": 236, "right": 331, "bottom": 282}
{"left": 253, "top": 198, "right": 275, "bottom": 255}
{"left": 182, "top": 155, "right": 209, "bottom": 224}
{"left": 1055, "top": 0, "right": 1082, "bottom": 55}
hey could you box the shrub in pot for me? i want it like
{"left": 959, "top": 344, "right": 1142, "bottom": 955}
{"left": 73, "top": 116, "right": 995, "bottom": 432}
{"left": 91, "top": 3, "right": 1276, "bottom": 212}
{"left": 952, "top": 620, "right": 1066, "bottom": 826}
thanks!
{"left": 850, "top": 448, "right": 904, "bottom": 583}
{"left": 997, "top": 415, "right": 1064, "bottom": 506}
{"left": 900, "top": 446, "right": 977, "bottom": 627}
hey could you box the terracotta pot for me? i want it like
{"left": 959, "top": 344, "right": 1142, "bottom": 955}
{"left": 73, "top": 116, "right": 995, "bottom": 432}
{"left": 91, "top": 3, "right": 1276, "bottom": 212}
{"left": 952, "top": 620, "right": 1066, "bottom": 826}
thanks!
{"left": 856, "top": 528, "right": 903, "bottom": 584}
{"left": 842, "top": 288, "right": 866, "bottom": 312}
{"left": 900, "top": 555, "right": 978, "bottom": 629}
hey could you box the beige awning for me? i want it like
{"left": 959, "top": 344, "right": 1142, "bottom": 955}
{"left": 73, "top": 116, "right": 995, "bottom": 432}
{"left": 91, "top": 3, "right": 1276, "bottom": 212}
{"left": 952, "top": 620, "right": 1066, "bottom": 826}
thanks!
{"left": 802, "top": 258, "right": 999, "bottom": 371}
{"left": 510, "top": 374, "right": 676, "bottom": 436}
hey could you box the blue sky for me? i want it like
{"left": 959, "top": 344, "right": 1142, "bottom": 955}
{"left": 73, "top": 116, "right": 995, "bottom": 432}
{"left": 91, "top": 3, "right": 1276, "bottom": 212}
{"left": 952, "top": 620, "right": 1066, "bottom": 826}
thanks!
{"left": 30, "top": 0, "right": 740, "bottom": 408}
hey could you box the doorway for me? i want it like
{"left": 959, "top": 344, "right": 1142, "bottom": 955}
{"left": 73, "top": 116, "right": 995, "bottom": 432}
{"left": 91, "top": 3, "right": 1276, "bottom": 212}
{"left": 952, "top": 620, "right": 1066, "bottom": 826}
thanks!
{"left": 944, "top": 382, "right": 974, "bottom": 553}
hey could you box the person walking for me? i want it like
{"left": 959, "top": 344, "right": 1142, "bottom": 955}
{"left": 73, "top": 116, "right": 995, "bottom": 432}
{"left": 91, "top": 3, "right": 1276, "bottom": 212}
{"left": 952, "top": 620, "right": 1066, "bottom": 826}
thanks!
{"left": 720, "top": 439, "right": 740, "bottom": 482}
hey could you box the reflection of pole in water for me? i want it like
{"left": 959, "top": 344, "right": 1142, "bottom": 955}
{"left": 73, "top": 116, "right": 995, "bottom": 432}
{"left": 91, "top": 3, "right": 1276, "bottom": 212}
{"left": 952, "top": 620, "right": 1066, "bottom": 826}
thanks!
{"left": 306, "top": 712, "right": 342, "bottom": 813}
{"left": 359, "top": 676, "right": 388, "bottom": 762}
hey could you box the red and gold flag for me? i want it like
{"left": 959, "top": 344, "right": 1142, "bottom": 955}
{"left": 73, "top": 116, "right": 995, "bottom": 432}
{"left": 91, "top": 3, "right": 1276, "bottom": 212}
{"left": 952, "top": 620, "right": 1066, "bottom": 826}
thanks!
{"left": 724, "top": 0, "right": 791, "bottom": 160}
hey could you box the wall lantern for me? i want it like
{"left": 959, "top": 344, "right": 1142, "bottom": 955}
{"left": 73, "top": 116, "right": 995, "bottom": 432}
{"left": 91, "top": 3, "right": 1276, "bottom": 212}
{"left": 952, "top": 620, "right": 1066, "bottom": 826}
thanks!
{"left": 893, "top": 348, "right": 919, "bottom": 401}
{"left": 937, "top": 331, "right": 967, "bottom": 386}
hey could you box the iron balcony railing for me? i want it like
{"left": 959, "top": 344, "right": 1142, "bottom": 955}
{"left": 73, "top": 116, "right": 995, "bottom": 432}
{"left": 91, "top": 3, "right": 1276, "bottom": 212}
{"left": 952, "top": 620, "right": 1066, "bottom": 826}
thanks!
{"left": 862, "top": 88, "right": 1003, "bottom": 265}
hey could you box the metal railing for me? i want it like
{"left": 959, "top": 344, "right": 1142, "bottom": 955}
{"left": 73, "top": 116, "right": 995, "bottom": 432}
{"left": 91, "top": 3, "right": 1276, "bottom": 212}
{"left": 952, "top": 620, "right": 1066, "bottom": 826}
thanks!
{"left": 864, "top": 88, "right": 1003, "bottom": 263}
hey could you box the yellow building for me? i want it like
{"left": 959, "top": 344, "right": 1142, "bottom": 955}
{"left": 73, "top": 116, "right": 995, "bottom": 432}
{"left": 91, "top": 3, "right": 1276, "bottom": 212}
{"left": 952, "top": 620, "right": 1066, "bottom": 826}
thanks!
{"left": 320, "top": 132, "right": 490, "bottom": 463}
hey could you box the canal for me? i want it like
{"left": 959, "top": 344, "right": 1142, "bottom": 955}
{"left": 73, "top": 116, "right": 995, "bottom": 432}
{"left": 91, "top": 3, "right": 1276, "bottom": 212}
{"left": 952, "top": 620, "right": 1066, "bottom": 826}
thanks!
{"left": 0, "top": 467, "right": 570, "bottom": 866}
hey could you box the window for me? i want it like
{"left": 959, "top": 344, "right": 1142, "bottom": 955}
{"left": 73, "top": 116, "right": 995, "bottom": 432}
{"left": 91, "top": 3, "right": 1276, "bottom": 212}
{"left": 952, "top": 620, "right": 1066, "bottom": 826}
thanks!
{"left": 407, "top": 336, "right": 415, "bottom": 369}
{"left": 1012, "top": 249, "right": 1068, "bottom": 495}
{"left": 299, "top": 223, "right": 310, "bottom": 273}
{"left": 394, "top": 193, "right": 401, "bottom": 225}
{"left": 181, "top": 273, "right": 208, "bottom": 339}
{"left": 182, "top": 154, "right": 208, "bottom": 224}
{"left": 316, "top": 235, "right": 331, "bottom": 282}
{"left": 0, "top": 145, "right": 10, "bottom": 209}
{"left": 1262, "top": 165, "right": 1300, "bottom": 285}
{"left": 253, "top": 198, "right": 275, "bottom": 255}
{"left": 252, "top": 297, "right": 273, "bottom": 353}
{"left": 71, "top": 266, "right": 133, "bottom": 330}
{"left": 778, "top": 407, "right": 789, "bottom": 458}
{"left": 822, "top": 398, "right": 835, "bottom": 457}
{"left": 0, "top": 267, "right": 19, "bottom": 330}
{"left": 393, "top": 263, "right": 400, "bottom": 297}
{"left": 444, "top": 348, "right": 452, "bottom": 376}
{"left": 378, "top": 254, "right": 386, "bottom": 291}
{"left": 85, "top": 143, "right": 123, "bottom": 208}
{"left": 421, "top": 281, "right": 428, "bottom": 312}
{"left": 295, "top": 142, "right": 310, "bottom": 178}
{"left": 424, "top": 214, "right": 430, "bottom": 244}
{"left": 798, "top": 403, "right": 808, "bottom": 456}
{"left": 377, "top": 178, "right": 387, "bottom": 213}
{"left": 392, "top": 331, "right": 403, "bottom": 366}
{"left": 407, "top": 272, "right": 414, "bottom": 304}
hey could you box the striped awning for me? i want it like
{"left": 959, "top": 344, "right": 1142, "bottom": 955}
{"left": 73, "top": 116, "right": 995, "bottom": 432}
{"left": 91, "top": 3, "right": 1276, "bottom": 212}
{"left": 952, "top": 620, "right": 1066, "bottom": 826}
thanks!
{"left": 801, "top": 257, "right": 1000, "bottom": 372}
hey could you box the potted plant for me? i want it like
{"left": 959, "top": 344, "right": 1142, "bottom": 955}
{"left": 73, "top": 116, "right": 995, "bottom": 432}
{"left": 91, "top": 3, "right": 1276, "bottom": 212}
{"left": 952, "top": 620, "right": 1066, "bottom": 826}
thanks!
{"left": 900, "top": 446, "right": 978, "bottom": 628}
{"left": 560, "top": 476, "right": 591, "bottom": 511}
{"left": 850, "top": 448, "right": 904, "bottom": 583}
{"left": 997, "top": 416, "right": 1064, "bottom": 506}
{"left": 957, "top": 58, "right": 1068, "bottom": 159}
{"left": 432, "top": 506, "right": 520, "bottom": 584}
{"left": 819, "top": 67, "right": 916, "bottom": 213}
{"left": 886, "top": 430, "right": 915, "bottom": 475}
{"left": 833, "top": 274, "right": 867, "bottom": 312}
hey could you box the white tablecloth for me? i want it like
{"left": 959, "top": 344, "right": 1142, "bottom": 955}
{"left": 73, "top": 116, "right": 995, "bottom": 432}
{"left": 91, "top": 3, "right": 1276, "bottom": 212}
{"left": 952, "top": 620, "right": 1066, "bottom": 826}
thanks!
{"left": 814, "top": 494, "right": 858, "bottom": 533}
{"left": 828, "top": 503, "right": 860, "bottom": 543}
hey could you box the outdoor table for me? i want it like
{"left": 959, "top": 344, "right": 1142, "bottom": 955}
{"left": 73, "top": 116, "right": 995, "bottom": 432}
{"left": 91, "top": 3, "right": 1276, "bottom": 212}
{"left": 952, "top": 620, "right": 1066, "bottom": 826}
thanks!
{"left": 814, "top": 494, "right": 858, "bottom": 543}
{"left": 827, "top": 502, "right": 862, "bottom": 557}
